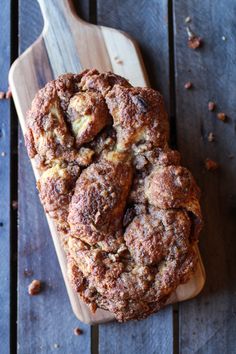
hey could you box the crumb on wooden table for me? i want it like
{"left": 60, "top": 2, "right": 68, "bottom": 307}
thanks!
{"left": 208, "top": 101, "right": 216, "bottom": 111}
{"left": 188, "top": 36, "right": 202, "bottom": 49}
{"left": 28, "top": 279, "right": 41, "bottom": 295}
{"left": 12, "top": 200, "right": 18, "bottom": 210}
{"left": 217, "top": 112, "right": 226, "bottom": 122}
{"left": 205, "top": 158, "right": 219, "bottom": 171}
{"left": 73, "top": 327, "right": 83, "bottom": 336}
{"left": 184, "top": 81, "right": 192, "bottom": 89}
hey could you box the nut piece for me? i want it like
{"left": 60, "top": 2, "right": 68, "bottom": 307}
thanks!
{"left": 28, "top": 279, "right": 41, "bottom": 295}
{"left": 184, "top": 81, "right": 192, "bottom": 89}
{"left": 217, "top": 112, "right": 226, "bottom": 122}
{"left": 73, "top": 327, "right": 83, "bottom": 336}
{"left": 205, "top": 158, "right": 219, "bottom": 171}
{"left": 188, "top": 36, "right": 202, "bottom": 49}
{"left": 208, "top": 101, "right": 216, "bottom": 111}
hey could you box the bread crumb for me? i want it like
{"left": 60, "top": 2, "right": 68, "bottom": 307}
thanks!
{"left": 217, "top": 112, "right": 226, "bottom": 122}
{"left": 208, "top": 101, "right": 216, "bottom": 111}
{"left": 53, "top": 343, "right": 60, "bottom": 349}
{"left": 0, "top": 91, "right": 5, "bottom": 100}
{"left": 205, "top": 158, "right": 219, "bottom": 171}
{"left": 12, "top": 200, "right": 18, "bottom": 210}
{"left": 28, "top": 279, "right": 41, "bottom": 295}
{"left": 184, "top": 81, "right": 192, "bottom": 89}
{"left": 73, "top": 327, "right": 83, "bottom": 336}
{"left": 188, "top": 36, "right": 202, "bottom": 49}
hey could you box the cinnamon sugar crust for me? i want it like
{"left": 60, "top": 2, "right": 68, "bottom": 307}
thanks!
{"left": 25, "top": 69, "right": 202, "bottom": 322}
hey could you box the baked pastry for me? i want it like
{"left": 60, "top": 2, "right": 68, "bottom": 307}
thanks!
{"left": 25, "top": 69, "right": 202, "bottom": 322}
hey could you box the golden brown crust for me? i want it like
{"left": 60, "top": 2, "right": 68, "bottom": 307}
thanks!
{"left": 25, "top": 69, "right": 203, "bottom": 322}
{"left": 67, "top": 91, "right": 111, "bottom": 147}
{"left": 68, "top": 156, "right": 133, "bottom": 246}
{"left": 105, "top": 85, "right": 169, "bottom": 151}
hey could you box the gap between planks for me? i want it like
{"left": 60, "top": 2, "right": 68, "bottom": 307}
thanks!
{"left": 10, "top": 0, "right": 19, "bottom": 353}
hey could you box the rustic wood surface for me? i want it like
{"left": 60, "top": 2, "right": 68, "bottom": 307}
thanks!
{"left": 1, "top": 0, "right": 236, "bottom": 353}
{"left": 174, "top": 1, "right": 236, "bottom": 353}
{"left": 0, "top": 2, "right": 11, "bottom": 353}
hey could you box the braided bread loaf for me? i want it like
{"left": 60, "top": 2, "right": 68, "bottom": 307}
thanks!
{"left": 25, "top": 69, "right": 202, "bottom": 322}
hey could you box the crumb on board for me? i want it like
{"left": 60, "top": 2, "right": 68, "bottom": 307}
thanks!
{"left": 1, "top": 152, "right": 6, "bottom": 157}
{"left": 205, "top": 158, "right": 219, "bottom": 171}
{"left": 207, "top": 132, "right": 215, "bottom": 142}
{"left": 184, "top": 81, "right": 192, "bottom": 89}
{"left": 0, "top": 91, "right": 5, "bottom": 99}
{"left": 217, "top": 112, "right": 226, "bottom": 122}
{"left": 28, "top": 279, "right": 41, "bottom": 295}
{"left": 73, "top": 327, "right": 83, "bottom": 336}
{"left": 222, "top": 36, "right": 226, "bottom": 41}
{"left": 208, "top": 101, "right": 216, "bottom": 111}
{"left": 53, "top": 343, "right": 60, "bottom": 349}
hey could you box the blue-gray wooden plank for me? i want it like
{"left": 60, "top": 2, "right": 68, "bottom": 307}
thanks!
{"left": 0, "top": 1, "right": 11, "bottom": 353}
{"left": 97, "top": 1, "right": 174, "bottom": 353}
{"left": 173, "top": 1, "right": 236, "bottom": 353}
{"left": 18, "top": 1, "right": 91, "bottom": 353}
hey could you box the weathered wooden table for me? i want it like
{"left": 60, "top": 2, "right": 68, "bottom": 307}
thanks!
{"left": 1, "top": 0, "right": 236, "bottom": 353}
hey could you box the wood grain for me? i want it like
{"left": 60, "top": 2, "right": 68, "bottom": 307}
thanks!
{"left": 0, "top": 1, "right": 11, "bottom": 353}
{"left": 173, "top": 1, "right": 236, "bottom": 352}
{"left": 10, "top": 0, "right": 205, "bottom": 331}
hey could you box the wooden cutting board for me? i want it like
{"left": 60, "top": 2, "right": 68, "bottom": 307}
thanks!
{"left": 9, "top": 0, "right": 205, "bottom": 324}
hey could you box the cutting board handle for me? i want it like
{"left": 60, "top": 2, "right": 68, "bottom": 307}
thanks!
{"left": 37, "top": 0, "right": 82, "bottom": 29}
